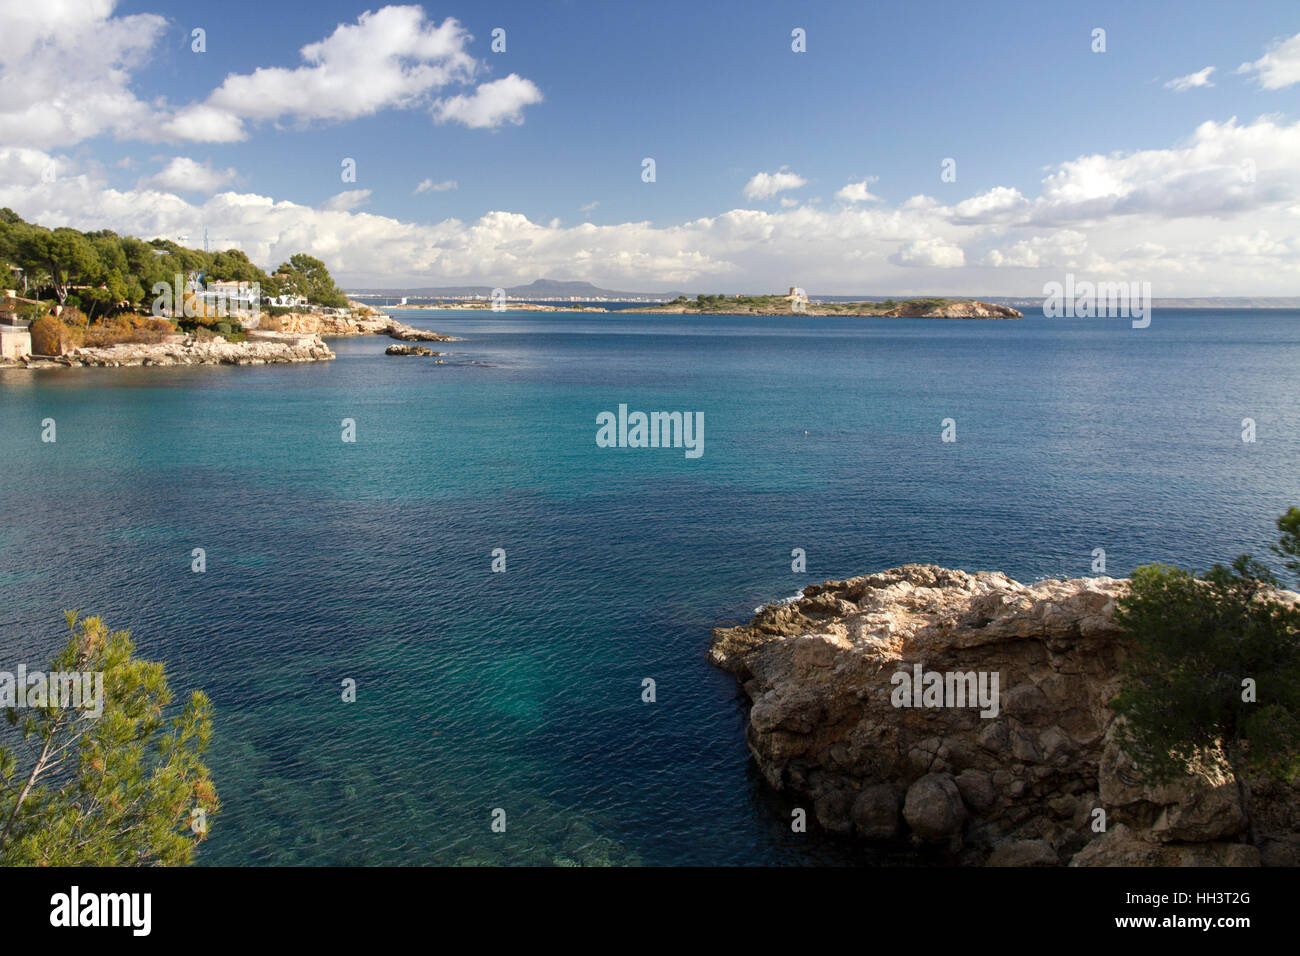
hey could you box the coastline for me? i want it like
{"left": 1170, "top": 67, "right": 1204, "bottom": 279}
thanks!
{"left": 0, "top": 306, "right": 455, "bottom": 371}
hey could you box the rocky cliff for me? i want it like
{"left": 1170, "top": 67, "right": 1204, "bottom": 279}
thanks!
{"left": 710, "top": 564, "right": 1299, "bottom": 865}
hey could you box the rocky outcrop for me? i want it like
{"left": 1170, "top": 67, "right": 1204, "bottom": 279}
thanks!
{"left": 880, "top": 301, "right": 1022, "bottom": 318}
{"left": 385, "top": 344, "right": 438, "bottom": 356}
{"left": 270, "top": 311, "right": 391, "bottom": 337}
{"left": 30, "top": 331, "right": 334, "bottom": 367}
{"left": 710, "top": 564, "right": 1297, "bottom": 865}
{"left": 384, "top": 321, "right": 453, "bottom": 342}
{"left": 268, "top": 309, "right": 454, "bottom": 342}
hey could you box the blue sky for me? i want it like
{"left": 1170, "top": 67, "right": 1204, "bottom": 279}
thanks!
{"left": 3, "top": 0, "right": 1300, "bottom": 292}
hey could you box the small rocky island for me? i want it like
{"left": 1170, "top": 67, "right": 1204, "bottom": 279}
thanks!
{"left": 711, "top": 564, "right": 1299, "bottom": 865}
{"left": 648, "top": 293, "right": 1022, "bottom": 318}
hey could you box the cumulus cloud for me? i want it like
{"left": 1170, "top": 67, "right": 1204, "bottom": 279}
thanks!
{"left": 0, "top": 0, "right": 168, "bottom": 148}
{"left": 432, "top": 74, "right": 543, "bottom": 128}
{"left": 948, "top": 186, "right": 1029, "bottom": 223}
{"left": 320, "top": 189, "right": 372, "bottom": 211}
{"left": 143, "top": 157, "right": 238, "bottom": 194}
{"left": 744, "top": 167, "right": 807, "bottom": 200}
{"left": 185, "top": 7, "right": 539, "bottom": 138}
{"left": 889, "top": 237, "right": 965, "bottom": 269}
{"left": 7, "top": 110, "right": 1300, "bottom": 295}
{"left": 984, "top": 231, "right": 1088, "bottom": 268}
{"left": 0, "top": 3, "right": 543, "bottom": 147}
{"left": 835, "top": 178, "right": 882, "bottom": 203}
{"left": 1237, "top": 32, "right": 1300, "bottom": 89}
{"left": 1165, "top": 66, "right": 1216, "bottom": 91}
{"left": 1025, "top": 116, "right": 1299, "bottom": 223}
{"left": 415, "top": 178, "right": 458, "bottom": 194}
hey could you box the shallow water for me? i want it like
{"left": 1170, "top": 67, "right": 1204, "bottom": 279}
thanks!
{"left": 1, "top": 309, "right": 1297, "bottom": 864}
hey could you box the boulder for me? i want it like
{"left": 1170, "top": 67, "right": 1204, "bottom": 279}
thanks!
{"left": 903, "top": 773, "right": 967, "bottom": 843}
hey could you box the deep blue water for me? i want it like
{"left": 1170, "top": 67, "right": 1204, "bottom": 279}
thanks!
{"left": 1, "top": 309, "right": 1298, "bottom": 865}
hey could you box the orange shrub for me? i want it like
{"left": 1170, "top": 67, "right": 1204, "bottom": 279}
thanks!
{"left": 29, "top": 314, "right": 74, "bottom": 355}
{"left": 81, "top": 314, "right": 176, "bottom": 347}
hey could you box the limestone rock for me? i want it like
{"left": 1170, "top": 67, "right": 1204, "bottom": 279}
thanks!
{"left": 710, "top": 563, "right": 1298, "bottom": 865}
{"left": 56, "top": 332, "right": 334, "bottom": 367}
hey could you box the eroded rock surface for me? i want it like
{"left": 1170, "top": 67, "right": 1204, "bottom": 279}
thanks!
{"left": 710, "top": 564, "right": 1297, "bottom": 865}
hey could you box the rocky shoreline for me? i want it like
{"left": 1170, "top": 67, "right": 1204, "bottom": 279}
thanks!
{"left": 0, "top": 307, "right": 455, "bottom": 370}
{"left": 268, "top": 307, "right": 455, "bottom": 342}
{"left": 9, "top": 331, "right": 335, "bottom": 368}
{"left": 710, "top": 564, "right": 1300, "bottom": 866}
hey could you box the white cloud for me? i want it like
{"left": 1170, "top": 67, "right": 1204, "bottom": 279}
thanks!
{"left": 579, "top": 201, "right": 599, "bottom": 212}
{"left": 415, "top": 178, "right": 458, "bottom": 194}
{"left": 320, "top": 189, "right": 372, "bottom": 211}
{"left": 0, "top": 0, "right": 168, "bottom": 149}
{"left": 836, "top": 177, "right": 881, "bottom": 203}
{"left": 948, "top": 186, "right": 1029, "bottom": 223}
{"left": 7, "top": 110, "right": 1300, "bottom": 296}
{"left": 0, "top": 4, "right": 543, "bottom": 147}
{"left": 744, "top": 167, "right": 807, "bottom": 200}
{"left": 984, "top": 230, "right": 1087, "bottom": 268}
{"left": 1237, "top": 32, "right": 1300, "bottom": 89}
{"left": 432, "top": 74, "right": 543, "bottom": 128}
{"left": 890, "top": 237, "right": 965, "bottom": 269}
{"left": 1165, "top": 66, "right": 1216, "bottom": 91}
{"left": 1024, "top": 116, "right": 1300, "bottom": 224}
{"left": 190, "top": 7, "right": 479, "bottom": 138}
{"left": 161, "top": 105, "right": 250, "bottom": 144}
{"left": 143, "top": 157, "right": 238, "bottom": 194}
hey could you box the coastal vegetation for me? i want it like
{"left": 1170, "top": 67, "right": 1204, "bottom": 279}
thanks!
{"left": 0, "top": 614, "right": 218, "bottom": 866}
{"left": 1112, "top": 509, "right": 1300, "bottom": 842}
{"left": 0, "top": 209, "right": 349, "bottom": 348}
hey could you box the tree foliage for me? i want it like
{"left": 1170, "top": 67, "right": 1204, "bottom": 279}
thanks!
{"left": 0, "top": 208, "right": 346, "bottom": 318}
{"left": 1111, "top": 515, "right": 1300, "bottom": 836}
{"left": 274, "top": 253, "right": 348, "bottom": 308}
{"left": 0, "top": 614, "right": 219, "bottom": 866}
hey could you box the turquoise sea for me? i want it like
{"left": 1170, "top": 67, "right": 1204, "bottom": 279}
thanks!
{"left": 1, "top": 308, "right": 1298, "bottom": 865}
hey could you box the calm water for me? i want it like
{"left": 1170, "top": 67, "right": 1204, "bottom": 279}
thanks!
{"left": 2, "top": 309, "right": 1298, "bottom": 865}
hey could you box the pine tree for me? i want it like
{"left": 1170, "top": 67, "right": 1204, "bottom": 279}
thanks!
{"left": 1111, "top": 514, "right": 1300, "bottom": 842}
{"left": 0, "top": 613, "right": 219, "bottom": 865}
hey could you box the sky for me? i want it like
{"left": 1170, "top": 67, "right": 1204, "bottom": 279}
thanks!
{"left": 1, "top": 0, "right": 1299, "bottom": 294}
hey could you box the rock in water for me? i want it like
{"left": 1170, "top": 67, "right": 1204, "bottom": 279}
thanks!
{"left": 710, "top": 563, "right": 1299, "bottom": 865}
